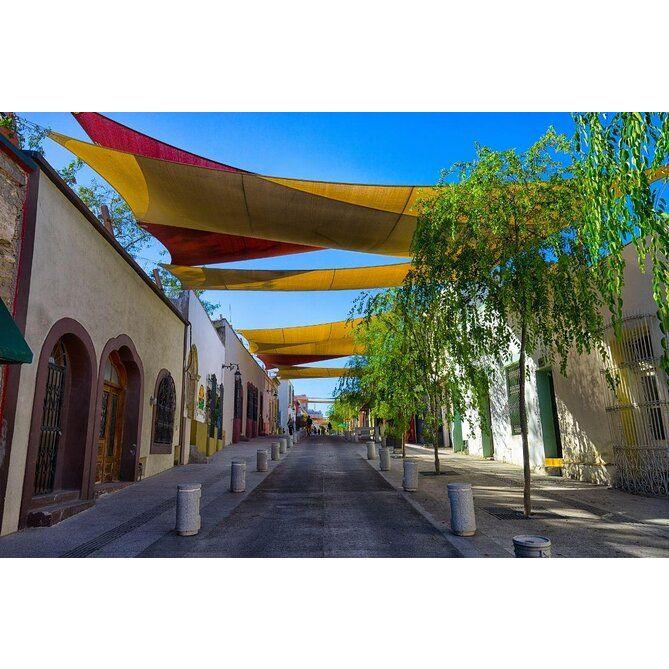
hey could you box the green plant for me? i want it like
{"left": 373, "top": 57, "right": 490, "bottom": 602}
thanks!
{"left": 411, "top": 128, "right": 607, "bottom": 514}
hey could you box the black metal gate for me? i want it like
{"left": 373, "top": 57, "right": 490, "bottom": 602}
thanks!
{"left": 34, "top": 356, "right": 67, "bottom": 495}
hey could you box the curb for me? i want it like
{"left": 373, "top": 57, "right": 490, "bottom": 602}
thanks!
{"left": 357, "top": 449, "right": 484, "bottom": 558}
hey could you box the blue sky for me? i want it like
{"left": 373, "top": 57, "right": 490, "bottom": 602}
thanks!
{"left": 21, "top": 112, "right": 576, "bottom": 400}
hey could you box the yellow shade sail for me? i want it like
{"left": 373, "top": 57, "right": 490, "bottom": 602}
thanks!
{"left": 239, "top": 318, "right": 362, "bottom": 347}
{"left": 249, "top": 338, "right": 361, "bottom": 357}
{"left": 52, "top": 129, "right": 669, "bottom": 265}
{"left": 276, "top": 367, "right": 356, "bottom": 379}
{"left": 163, "top": 262, "right": 411, "bottom": 291}
{"left": 50, "top": 132, "right": 434, "bottom": 257}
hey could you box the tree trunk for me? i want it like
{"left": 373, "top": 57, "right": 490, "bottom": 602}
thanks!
{"left": 518, "top": 316, "right": 532, "bottom": 517}
{"left": 402, "top": 433, "right": 406, "bottom": 459}
{"left": 429, "top": 395, "right": 441, "bottom": 474}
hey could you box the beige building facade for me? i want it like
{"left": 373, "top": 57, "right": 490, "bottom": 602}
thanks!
{"left": 0, "top": 150, "right": 187, "bottom": 535}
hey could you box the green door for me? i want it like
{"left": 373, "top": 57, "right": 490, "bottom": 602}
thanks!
{"left": 536, "top": 369, "right": 562, "bottom": 459}
{"left": 452, "top": 411, "right": 464, "bottom": 452}
{"left": 480, "top": 395, "right": 494, "bottom": 458}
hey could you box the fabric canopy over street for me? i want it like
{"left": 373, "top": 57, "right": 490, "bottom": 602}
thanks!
{"left": 51, "top": 119, "right": 431, "bottom": 261}
{"left": 70, "top": 112, "right": 319, "bottom": 265}
{"left": 240, "top": 318, "right": 363, "bottom": 367}
{"left": 162, "top": 262, "right": 411, "bottom": 291}
{"left": 0, "top": 298, "right": 32, "bottom": 364}
{"left": 276, "top": 367, "right": 354, "bottom": 379}
{"left": 240, "top": 319, "right": 361, "bottom": 347}
{"left": 57, "top": 114, "right": 669, "bottom": 268}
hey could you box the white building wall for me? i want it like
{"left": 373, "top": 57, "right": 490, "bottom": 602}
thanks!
{"left": 216, "top": 319, "right": 275, "bottom": 444}
{"left": 278, "top": 380, "right": 295, "bottom": 432}
{"left": 177, "top": 292, "right": 226, "bottom": 458}
{"left": 453, "top": 242, "right": 660, "bottom": 485}
{"left": 458, "top": 348, "right": 545, "bottom": 470}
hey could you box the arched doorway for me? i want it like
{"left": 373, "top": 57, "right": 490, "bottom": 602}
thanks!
{"left": 92, "top": 335, "right": 144, "bottom": 490}
{"left": 21, "top": 319, "right": 96, "bottom": 528}
{"left": 96, "top": 352, "right": 127, "bottom": 483}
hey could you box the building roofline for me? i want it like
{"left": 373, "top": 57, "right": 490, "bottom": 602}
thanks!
{"left": 214, "top": 317, "right": 277, "bottom": 385}
{"left": 28, "top": 151, "right": 187, "bottom": 325}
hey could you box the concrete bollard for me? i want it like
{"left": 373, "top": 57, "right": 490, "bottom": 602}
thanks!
{"left": 447, "top": 482, "right": 476, "bottom": 536}
{"left": 230, "top": 459, "right": 247, "bottom": 492}
{"left": 176, "top": 483, "right": 201, "bottom": 536}
{"left": 257, "top": 449, "right": 269, "bottom": 472}
{"left": 379, "top": 447, "right": 391, "bottom": 471}
{"left": 403, "top": 459, "right": 419, "bottom": 491}
{"left": 279, "top": 438, "right": 288, "bottom": 454}
{"left": 513, "top": 535, "right": 552, "bottom": 558}
{"left": 287, "top": 435, "right": 293, "bottom": 449}
{"left": 271, "top": 441, "right": 281, "bottom": 460}
{"left": 366, "top": 441, "right": 377, "bottom": 460}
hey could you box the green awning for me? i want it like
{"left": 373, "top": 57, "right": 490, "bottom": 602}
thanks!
{"left": 0, "top": 298, "right": 32, "bottom": 364}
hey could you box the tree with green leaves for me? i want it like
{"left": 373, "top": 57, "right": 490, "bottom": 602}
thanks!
{"left": 338, "top": 302, "right": 420, "bottom": 457}
{"left": 411, "top": 128, "right": 608, "bottom": 515}
{"left": 573, "top": 112, "right": 669, "bottom": 373}
{"left": 342, "top": 285, "right": 470, "bottom": 473}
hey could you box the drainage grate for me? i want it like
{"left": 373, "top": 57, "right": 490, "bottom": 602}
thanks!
{"left": 484, "top": 506, "right": 567, "bottom": 521}
{"left": 61, "top": 471, "right": 225, "bottom": 558}
{"left": 420, "top": 470, "right": 459, "bottom": 476}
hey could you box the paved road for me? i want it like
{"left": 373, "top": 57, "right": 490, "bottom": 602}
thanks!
{"left": 141, "top": 437, "right": 460, "bottom": 557}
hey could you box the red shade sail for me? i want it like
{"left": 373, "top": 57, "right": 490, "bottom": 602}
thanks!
{"left": 258, "top": 354, "right": 344, "bottom": 368}
{"left": 73, "top": 112, "right": 321, "bottom": 263}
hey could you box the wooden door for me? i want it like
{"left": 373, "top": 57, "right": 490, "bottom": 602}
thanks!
{"left": 96, "top": 358, "right": 126, "bottom": 483}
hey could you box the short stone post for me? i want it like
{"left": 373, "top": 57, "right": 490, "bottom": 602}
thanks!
{"left": 447, "top": 482, "right": 476, "bottom": 536}
{"left": 230, "top": 459, "right": 247, "bottom": 493}
{"left": 513, "top": 535, "right": 552, "bottom": 558}
{"left": 279, "top": 438, "right": 288, "bottom": 454}
{"left": 175, "top": 483, "right": 201, "bottom": 536}
{"left": 366, "top": 441, "right": 377, "bottom": 460}
{"left": 379, "top": 446, "right": 391, "bottom": 471}
{"left": 271, "top": 441, "right": 281, "bottom": 461}
{"left": 257, "top": 449, "right": 269, "bottom": 472}
{"left": 287, "top": 435, "right": 293, "bottom": 449}
{"left": 402, "top": 459, "right": 419, "bottom": 491}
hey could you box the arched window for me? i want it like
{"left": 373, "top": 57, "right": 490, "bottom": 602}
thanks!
{"left": 151, "top": 371, "right": 176, "bottom": 453}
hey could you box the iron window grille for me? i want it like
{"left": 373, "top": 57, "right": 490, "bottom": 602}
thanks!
{"left": 154, "top": 374, "right": 176, "bottom": 445}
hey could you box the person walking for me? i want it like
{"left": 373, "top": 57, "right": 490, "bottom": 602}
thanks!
{"left": 287, "top": 415, "right": 294, "bottom": 436}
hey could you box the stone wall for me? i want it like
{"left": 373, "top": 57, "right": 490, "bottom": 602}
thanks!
{"left": 0, "top": 144, "right": 29, "bottom": 454}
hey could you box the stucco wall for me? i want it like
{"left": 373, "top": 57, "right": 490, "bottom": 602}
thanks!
{"left": 1, "top": 171, "right": 185, "bottom": 535}
{"left": 278, "top": 380, "right": 295, "bottom": 431}
{"left": 462, "top": 352, "right": 546, "bottom": 470}
{"left": 216, "top": 319, "right": 275, "bottom": 444}
{"left": 454, "top": 242, "right": 660, "bottom": 485}
{"left": 177, "top": 291, "right": 226, "bottom": 458}
{"left": 551, "top": 244, "right": 660, "bottom": 484}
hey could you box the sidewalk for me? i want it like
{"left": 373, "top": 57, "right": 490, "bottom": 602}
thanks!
{"left": 357, "top": 442, "right": 669, "bottom": 557}
{"left": 0, "top": 437, "right": 287, "bottom": 557}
